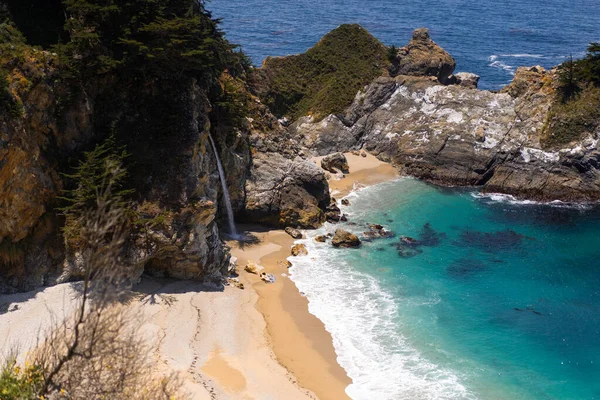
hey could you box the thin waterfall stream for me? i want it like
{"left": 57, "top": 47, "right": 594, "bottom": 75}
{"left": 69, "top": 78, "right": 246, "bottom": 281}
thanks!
{"left": 208, "top": 133, "right": 238, "bottom": 237}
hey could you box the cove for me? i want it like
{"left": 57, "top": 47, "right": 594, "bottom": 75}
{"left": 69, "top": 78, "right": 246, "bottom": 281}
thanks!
{"left": 290, "top": 178, "right": 600, "bottom": 399}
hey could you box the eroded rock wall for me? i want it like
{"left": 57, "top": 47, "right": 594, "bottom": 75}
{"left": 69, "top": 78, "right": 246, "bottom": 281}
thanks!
{"left": 293, "top": 67, "right": 600, "bottom": 201}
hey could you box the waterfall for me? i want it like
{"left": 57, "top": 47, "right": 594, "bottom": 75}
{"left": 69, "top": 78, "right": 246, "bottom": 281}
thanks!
{"left": 208, "top": 133, "right": 238, "bottom": 237}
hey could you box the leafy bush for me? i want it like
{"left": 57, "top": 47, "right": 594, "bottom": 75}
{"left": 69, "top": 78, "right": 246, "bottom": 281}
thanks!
{"left": 211, "top": 73, "right": 250, "bottom": 129}
{"left": 387, "top": 45, "right": 398, "bottom": 63}
{"left": 0, "top": 359, "right": 44, "bottom": 400}
{"left": 252, "top": 24, "right": 389, "bottom": 121}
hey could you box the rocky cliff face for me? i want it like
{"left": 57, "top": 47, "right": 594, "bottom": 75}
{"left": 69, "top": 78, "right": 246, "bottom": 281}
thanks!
{"left": 292, "top": 41, "right": 600, "bottom": 202}
{"left": 0, "top": 43, "right": 94, "bottom": 292}
{"left": 0, "top": 26, "right": 335, "bottom": 293}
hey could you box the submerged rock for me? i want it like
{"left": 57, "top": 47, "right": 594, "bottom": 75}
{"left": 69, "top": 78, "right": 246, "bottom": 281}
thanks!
{"left": 291, "top": 243, "right": 308, "bottom": 256}
{"left": 454, "top": 229, "right": 527, "bottom": 252}
{"left": 394, "top": 223, "right": 445, "bottom": 258}
{"left": 332, "top": 229, "right": 361, "bottom": 248}
{"left": 400, "top": 236, "right": 418, "bottom": 245}
{"left": 447, "top": 258, "right": 487, "bottom": 278}
{"left": 396, "top": 246, "right": 423, "bottom": 258}
{"left": 418, "top": 223, "right": 447, "bottom": 246}
{"left": 321, "top": 152, "right": 350, "bottom": 174}
{"left": 362, "top": 224, "right": 395, "bottom": 241}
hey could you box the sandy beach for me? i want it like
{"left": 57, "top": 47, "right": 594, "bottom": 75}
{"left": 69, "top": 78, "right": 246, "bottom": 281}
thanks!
{"left": 222, "top": 152, "right": 400, "bottom": 399}
{"left": 314, "top": 152, "right": 400, "bottom": 198}
{"left": 0, "top": 151, "right": 399, "bottom": 400}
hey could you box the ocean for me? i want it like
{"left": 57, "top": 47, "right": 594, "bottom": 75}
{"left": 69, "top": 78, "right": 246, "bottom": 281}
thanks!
{"left": 209, "top": 0, "right": 600, "bottom": 90}
{"left": 289, "top": 179, "right": 600, "bottom": 399}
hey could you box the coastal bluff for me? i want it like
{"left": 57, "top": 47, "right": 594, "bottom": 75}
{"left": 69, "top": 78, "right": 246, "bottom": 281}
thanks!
{"left": 1, "top": 11, "right": 599, "bottom": 294}
{"left": 280, "top": 28, "right": 600, "bottom": 202}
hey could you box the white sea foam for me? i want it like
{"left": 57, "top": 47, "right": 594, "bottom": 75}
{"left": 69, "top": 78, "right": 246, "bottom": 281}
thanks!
{"left": 498, "top": 53, "right": 544, "bottom": 58}
{"left": 471, "top": 192, "right": 594, "bottom": 209}
{"left": 289, "top": 224, "right": 476, "bottom": 400}
{"left": 488, "top": 55, "right": 516, "bottom": 76}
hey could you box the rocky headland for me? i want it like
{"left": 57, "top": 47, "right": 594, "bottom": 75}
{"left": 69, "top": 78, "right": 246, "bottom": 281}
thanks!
{"left": 1, "top": 13, "right": 599, "bottom": 293}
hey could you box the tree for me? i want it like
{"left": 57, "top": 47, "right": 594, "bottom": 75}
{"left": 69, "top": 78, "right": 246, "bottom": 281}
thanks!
{"left": 557, "top": 54, "right": 581, "bottom": 103}
{"left": 60, "top": 135, "right": 133, "bottom": 251}
{"left": 579, "top": 42, "right": 600, "bottom": 85}
{"left": 61, "top": 0, "right": 232, "bottom": 82}
{"left": 387, "top": 44, "right": 397, "bottom": 63}
{"left": 0, "top": 141, "right": 185, "bottom": 399}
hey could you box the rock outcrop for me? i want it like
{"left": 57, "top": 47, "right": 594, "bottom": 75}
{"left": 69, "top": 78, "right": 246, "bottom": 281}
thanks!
{"left": 292, "top": 62, "right": 600, "bottom": 202}
{"left": 452, "top": 72, "right": 480, "bottom": 89}
{"left": 389, "top": 28, "right": 456, "bottom": 84}
{"left": 332, "top": 229, "right": 361, "bottom": 248}
{"left": 0, "top": 41, "right": 237, "bottom": 293}
{"left": 243, "top": 152, "right": 333, "bottom": 228}
{"left": 285, "top": 227, "right": 303, "bottom": 239}
{"left": 291, "top": 244, "right": 308, "bottom": 256}
{"left": 321, "top": 152, "right": 349, "bottom": 173}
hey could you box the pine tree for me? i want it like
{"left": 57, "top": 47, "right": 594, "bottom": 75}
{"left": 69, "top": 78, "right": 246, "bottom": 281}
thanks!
{"left": 557, "top": 54, "right": 580, "bottom": 103}
{"left": 61, "top": 0, "right": 232, "bottom": 81}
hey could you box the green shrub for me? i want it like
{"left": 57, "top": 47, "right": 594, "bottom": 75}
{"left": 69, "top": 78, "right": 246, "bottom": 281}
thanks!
{"left": 0, "top": 69, "right": 22, "bottom": 119}
{"left": 542, "top": 86, "right": 600, "bottom": 148}
{"left": 253, "top": 24, "right": 389, "bottom": 121}
{"left": 544, "top": 43, "right": 600, "bottom": 148}
{"left": 0, "top": 359, "right": 44, "bottom": 400}
{"left": 387, "top": 45, "right": 398, "bottom": 63}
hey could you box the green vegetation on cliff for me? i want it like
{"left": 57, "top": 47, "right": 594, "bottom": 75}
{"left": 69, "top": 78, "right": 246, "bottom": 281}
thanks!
{"left": 0, "top": 21, "right": 26, "bottom": 118}
{"left": 542, "top": 43, "right": 600, "bottom": 148}
{"left": 251, "top": 24, "right": 389, "bottom": 121}
{"left": 60, "top": 136, "right": 133, "bottom": 251}
{"left": 60, "top": 0, "right": 232, "bottom": 81}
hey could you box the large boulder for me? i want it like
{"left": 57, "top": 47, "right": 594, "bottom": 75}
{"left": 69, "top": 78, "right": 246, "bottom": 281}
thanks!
{"left": 390, "top": 28, "right": 456, "bottom": 84}
{"left": 291, "top": 243, "right": 308, "bottom": 256}
{"left": 321, "top": 152, "right": 349, "bottom": 173}
{"left": 285, "top": 227, "right": 303, "bottom": 239}
{"left": 244, "top": 152, "right": 333, "bottom": 228}
{"left": 332, "top": 229, "right": 361, "bottom": 248}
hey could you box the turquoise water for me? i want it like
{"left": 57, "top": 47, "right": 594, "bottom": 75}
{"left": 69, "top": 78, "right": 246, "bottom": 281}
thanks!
{"left": 209, "top": 0, "right": 600, "bottom": 90}
{"left": 289, "top": 179, "right": 600, "bottom": 399}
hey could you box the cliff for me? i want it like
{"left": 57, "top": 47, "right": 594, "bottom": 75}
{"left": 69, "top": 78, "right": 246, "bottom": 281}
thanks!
{"left": 282, "top": 29, "right": 600, "bottom": 202}
{"left": 0, "top": 3, "right": 334, "bottom": 293}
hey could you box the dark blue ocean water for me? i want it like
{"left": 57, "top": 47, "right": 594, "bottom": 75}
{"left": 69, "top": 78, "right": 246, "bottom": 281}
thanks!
{"left": 209, "top": 0, "right": 600, "bottom": 90}
{"left": 290, "top": 179, "right": 600, "bottom": 400}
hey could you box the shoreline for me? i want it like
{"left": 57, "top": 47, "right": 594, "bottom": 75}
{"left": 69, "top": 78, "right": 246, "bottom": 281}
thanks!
{"left": 0, "top": 152, "right": 400, "bottom": 400}
{"left": 227, "top": 152, "right": 400, "bottom": 399}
